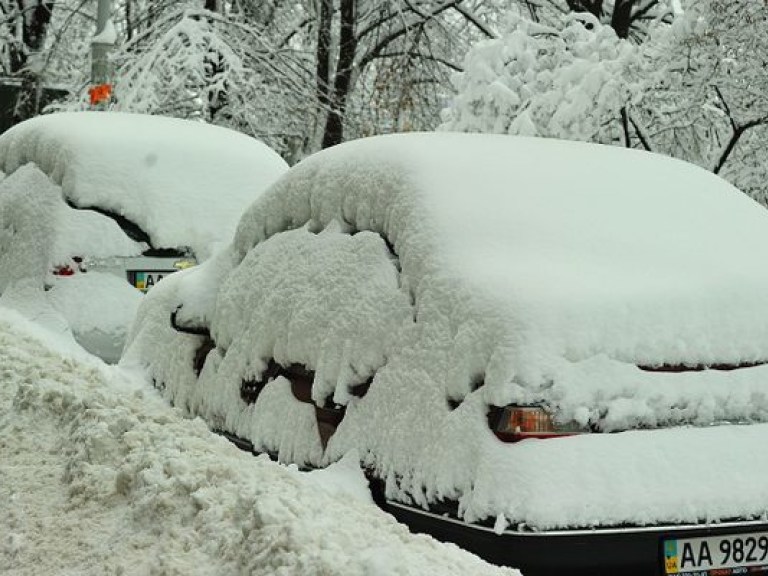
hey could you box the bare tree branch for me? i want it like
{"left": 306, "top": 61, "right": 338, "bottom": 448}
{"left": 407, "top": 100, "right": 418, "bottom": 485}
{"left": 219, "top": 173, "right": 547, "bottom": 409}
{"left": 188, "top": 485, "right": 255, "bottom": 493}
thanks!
{"left": 453, "top": 4, "right": 496, "bottom": 39}
{"left": 713, "top": 116, "right": 768, "bottom": 174}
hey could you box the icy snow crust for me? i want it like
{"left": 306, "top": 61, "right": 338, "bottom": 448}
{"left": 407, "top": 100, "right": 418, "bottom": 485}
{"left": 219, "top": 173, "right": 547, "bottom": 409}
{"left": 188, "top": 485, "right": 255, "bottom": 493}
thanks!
{"left": 0, "top": 310, "right": 514, "bottom": 576}
{"left": 125, "top": 133, "right": 768, "bottom": 529}
{"left": 0, "top": 111, "right": 289, "bottom": 260}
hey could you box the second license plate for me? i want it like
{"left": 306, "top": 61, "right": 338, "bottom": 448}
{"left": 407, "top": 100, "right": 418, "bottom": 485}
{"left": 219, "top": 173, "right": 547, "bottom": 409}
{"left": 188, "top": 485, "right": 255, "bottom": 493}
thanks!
{"left": 664, "top": 531, "right": 768, "bottom": 575}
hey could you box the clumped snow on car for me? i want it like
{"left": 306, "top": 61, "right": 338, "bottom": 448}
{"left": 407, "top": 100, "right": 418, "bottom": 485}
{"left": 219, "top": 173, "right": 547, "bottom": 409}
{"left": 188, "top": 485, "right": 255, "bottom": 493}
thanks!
{"left": 0, "top": 112, "right": 288, "bottom": 362}
{"left": 123, "top": 133, "right": 768, "bottom": 575}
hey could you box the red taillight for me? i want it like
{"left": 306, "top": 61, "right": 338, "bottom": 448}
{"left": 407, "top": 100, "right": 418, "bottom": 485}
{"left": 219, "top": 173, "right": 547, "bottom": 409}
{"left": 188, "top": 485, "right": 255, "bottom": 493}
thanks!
{"left": 490, "top": 405, "right": 586, "bottom": 443}
{"left": 53, "top": 265, "right": 75, "bottom": 276}
{"left": 52, "top": 257, "right": 86, "bottom": 276}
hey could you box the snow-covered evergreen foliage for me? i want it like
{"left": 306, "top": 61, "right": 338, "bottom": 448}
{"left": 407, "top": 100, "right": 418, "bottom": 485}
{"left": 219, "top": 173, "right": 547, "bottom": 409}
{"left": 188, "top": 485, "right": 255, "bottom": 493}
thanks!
{"left": 441, "top": 10, "right": 639, "bottom": 143}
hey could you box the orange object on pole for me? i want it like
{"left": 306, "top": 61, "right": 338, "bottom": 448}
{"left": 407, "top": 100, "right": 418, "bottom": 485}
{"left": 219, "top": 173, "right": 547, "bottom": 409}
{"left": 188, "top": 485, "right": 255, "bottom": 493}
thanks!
{"left": 88, "top": 83, "right": 112, "bottom": 106}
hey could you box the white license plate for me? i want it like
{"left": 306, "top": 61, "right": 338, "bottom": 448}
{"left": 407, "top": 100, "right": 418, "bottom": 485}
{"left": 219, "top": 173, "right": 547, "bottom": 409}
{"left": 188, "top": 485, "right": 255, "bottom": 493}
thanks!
{"left": 664, "top": 531, "right": 768, "bottom": 575}
{"left": 129, "top": 270, "right": 173, "bottom": 292}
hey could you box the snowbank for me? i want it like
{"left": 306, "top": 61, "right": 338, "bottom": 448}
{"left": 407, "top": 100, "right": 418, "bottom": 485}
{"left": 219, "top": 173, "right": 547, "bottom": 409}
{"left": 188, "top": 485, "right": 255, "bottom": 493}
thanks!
{"left": 46, "top": 272, "right": 144, "bottom": 363}
{"left": 0, "top": 309, "right": 515, "bottom": 576}
{"left": 0, "top": 165, "right": 59, "bottom": 291}
{"left": 124, "top": 133, "right": 768, "bottom": 529}
{"left": 0, "top": 112, "right": 289, "bottom": 259}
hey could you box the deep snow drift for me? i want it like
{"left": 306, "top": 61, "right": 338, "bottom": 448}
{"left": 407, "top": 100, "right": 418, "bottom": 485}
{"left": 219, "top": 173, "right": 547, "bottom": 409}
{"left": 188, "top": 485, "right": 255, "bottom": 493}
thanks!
{"left": 0, "top": 309, "right": 516, "bottom": 576}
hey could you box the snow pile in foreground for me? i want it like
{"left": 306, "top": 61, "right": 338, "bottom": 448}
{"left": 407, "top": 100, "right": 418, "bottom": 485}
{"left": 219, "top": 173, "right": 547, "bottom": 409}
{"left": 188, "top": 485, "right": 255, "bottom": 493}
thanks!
{"left": 125, "top": 133, "right": 768, "bottom": 530}
{"left": 0, "top": 309, "right": 516, "bottom": 576}
{"left": 0, "top": 112, "right": 289, "bottom": 259}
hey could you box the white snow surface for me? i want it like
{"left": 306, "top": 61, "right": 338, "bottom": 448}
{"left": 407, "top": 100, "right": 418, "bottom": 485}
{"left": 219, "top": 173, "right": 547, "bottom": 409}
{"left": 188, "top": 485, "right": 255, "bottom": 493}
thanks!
{"left": 0, "top": 165, "right": 59, "bottom": 292}
{"left": 0, "top": 309, "right": 515, "bottom": 576}
{"left": 0, "top": 164, "right": 145, "bottom": 361}
{"left": 231, "top": 133, "right": 768, "bottom": 377}
{"left": 0, "top": 163, "right": 145, "bottom": 273}
{"left": 124, "top": 133, "right": 768, "bottom": 529}
{"left": 0, "top": 112, "right": 289, "bottom": 260}
{"left": 47, "top": 272, "right": 144, "bottom": 363}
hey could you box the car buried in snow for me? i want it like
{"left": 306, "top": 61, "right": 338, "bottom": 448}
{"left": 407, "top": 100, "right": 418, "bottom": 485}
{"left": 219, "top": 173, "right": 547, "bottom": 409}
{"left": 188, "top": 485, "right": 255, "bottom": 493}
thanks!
{"left": 0, "top": 112, "right": 287, "bottom": 362}
{"left": 122, "top": 133, "right": 768, "bottom": 576}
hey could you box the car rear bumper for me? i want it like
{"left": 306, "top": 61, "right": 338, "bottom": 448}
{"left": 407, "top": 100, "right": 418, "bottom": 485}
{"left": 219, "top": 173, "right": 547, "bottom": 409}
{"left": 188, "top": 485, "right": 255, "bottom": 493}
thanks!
{"left": 216, "top": 429, "right": 768, "bottom": 575}
{"left": 382, "top": 499, "right": 768, "bottom": 576}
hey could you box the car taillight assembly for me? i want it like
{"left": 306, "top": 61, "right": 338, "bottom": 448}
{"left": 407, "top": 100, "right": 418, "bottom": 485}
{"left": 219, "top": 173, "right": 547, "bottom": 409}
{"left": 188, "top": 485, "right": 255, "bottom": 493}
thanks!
{"left": 53, "top": 265, "right": 75, "bottom": 276}
{"left": 52, "top": 256, "right": 86, "bottom": 276}
{"left": 489, "top": 405, "right": 587, "bottom": 442}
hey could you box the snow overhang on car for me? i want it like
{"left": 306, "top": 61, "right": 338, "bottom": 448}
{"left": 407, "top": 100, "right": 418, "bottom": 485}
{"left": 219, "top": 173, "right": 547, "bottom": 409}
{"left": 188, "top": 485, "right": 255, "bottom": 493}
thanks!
{"left": 0, "top": 111, "right": 289, "bottom": 262}
{"left": 124, "top": 133, "right": 768, "bottom": 564}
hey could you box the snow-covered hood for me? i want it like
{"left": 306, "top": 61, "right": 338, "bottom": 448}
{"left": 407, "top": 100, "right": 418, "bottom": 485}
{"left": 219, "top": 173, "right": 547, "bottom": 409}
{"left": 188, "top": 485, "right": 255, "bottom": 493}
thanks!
{"left": 0, "top": 112, "right": 289, "bottom": 260}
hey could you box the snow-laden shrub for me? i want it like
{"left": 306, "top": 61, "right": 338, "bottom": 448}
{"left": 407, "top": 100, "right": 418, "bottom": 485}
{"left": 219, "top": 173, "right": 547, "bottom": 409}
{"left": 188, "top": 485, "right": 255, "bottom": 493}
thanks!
{"left": 441, "top": 11, "right": 640, "bottom": 144}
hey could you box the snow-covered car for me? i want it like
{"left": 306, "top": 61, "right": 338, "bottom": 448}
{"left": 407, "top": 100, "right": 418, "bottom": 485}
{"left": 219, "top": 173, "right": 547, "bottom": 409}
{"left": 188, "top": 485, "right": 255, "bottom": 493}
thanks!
{"left": 0, "top": 112, "right": 288, "bottom": 362}
{"left": 122, "top": 133, "right": 768, "bottom": 575}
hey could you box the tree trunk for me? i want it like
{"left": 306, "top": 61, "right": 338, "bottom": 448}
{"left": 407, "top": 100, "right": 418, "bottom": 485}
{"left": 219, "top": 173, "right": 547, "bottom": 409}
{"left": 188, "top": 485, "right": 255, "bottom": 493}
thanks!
{"left": 13, "top": 0, "right": 54, "bottom": 123}
{"left": 315, "top": 0, "right": 333, "bottom": 113}
{"left": 611, "top": 0, "right": 634, "bottom": 39}
{"left": 321, "top": 0, "right": 357, "bottom": 149}
{"left": 566, "top": 0, "right": 604, "bottom": 18}
{"left": 203, "top": 0, "right": 226, "bottom": 120}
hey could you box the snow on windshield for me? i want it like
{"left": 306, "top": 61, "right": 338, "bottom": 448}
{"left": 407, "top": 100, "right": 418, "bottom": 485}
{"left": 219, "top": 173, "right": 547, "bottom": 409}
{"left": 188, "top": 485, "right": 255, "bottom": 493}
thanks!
{"left": 0, "top": 112, "right": 289, "bottom": 260}
{"left": 0, "top": 309, "right": 515, "bottom": 576}
{"left": 124, "top": 133, "right": 768, "bottom": 530}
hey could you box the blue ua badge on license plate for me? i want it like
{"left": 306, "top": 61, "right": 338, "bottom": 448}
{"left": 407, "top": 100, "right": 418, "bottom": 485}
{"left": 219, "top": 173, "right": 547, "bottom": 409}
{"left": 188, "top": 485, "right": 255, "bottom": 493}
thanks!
{"left": 664, "top": 531, "right": 768, "bottom": 575}
{"left": 130, "top": 271, "right": 173, "bottom": 292}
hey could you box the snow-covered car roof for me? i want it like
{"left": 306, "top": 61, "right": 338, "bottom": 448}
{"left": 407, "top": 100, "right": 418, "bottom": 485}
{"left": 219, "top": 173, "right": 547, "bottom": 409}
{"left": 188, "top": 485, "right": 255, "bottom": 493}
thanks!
{"left": 0, "top": 112, "right": 289, "bottom": 259}
{"left": 234, "top": 132, "right": 768, "bottom": 375}
{"left": 125, "top": 133, "right": 768, "bottom": 531}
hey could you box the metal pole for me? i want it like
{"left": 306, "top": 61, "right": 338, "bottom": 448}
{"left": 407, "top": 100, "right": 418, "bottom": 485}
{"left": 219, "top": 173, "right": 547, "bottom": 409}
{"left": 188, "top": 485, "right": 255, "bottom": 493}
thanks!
{"left": 91, "top": 0, "right": 114, "bottom": 90}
